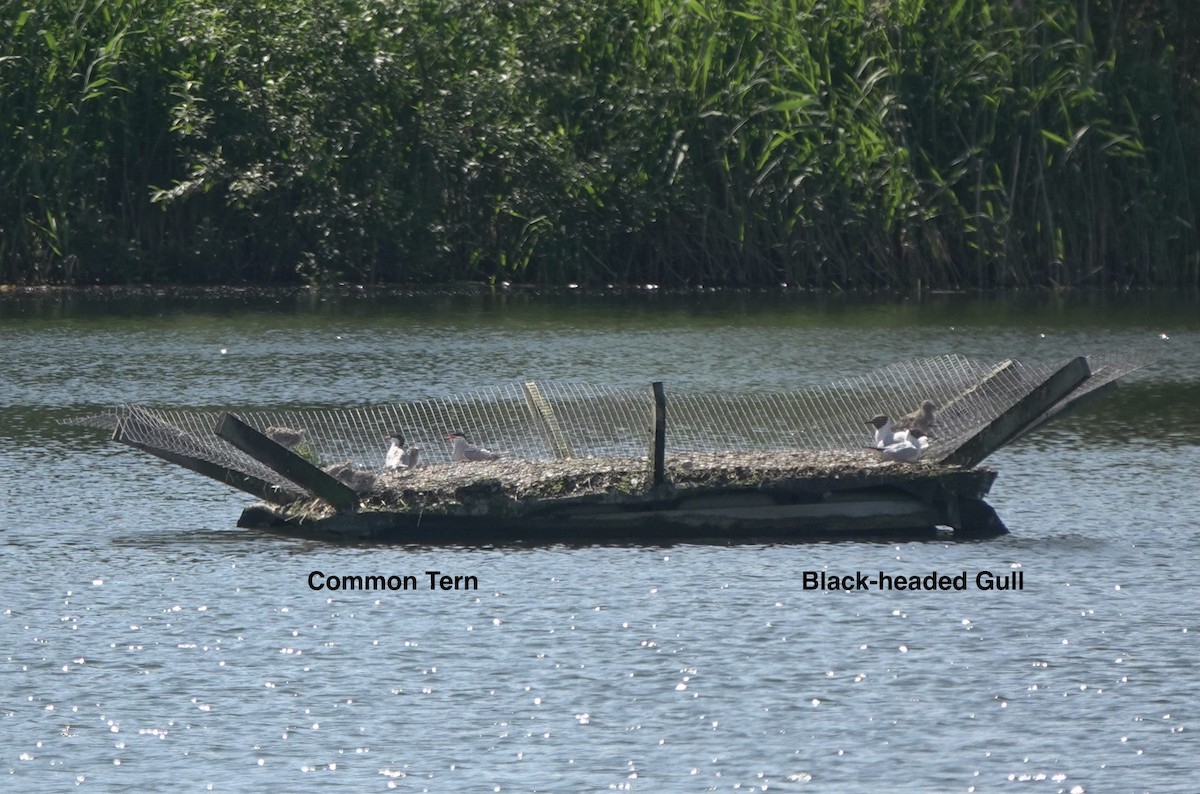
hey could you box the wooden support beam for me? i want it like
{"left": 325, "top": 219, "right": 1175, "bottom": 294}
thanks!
{"left": 523, "top": 381, "right": 574, "bottom": 459}
{"left": 113, "top": 419, "right": 300, "bottom": 505}
{"left": 650, "top": 381, "right": 667, "bottom": 486}
{"left": 215, "top": 413, "right": 360, "bottom": 511}
{"left": 1010, "top": 380, "right": 1119, "bottom": 442}
{"left": 938, "top": 356, "right": 1092, "bottom": 468}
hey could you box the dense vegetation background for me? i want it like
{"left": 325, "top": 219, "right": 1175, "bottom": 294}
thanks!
{"left": 2, "top": 0, "right": 1197, "bottom": 288}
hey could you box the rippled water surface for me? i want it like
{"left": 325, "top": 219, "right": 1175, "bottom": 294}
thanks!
{"left": 3, "top": 288, "right": 1198, "bottom": 792}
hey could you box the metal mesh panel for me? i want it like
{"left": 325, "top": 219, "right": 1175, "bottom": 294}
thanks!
{"left": 110, "top": 405, "right": 299, "bottom": 492}
{"left": 66, "top": 351, "right": 1158, "bottom": 484}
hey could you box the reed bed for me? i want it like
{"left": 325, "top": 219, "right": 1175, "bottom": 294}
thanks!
{"left": 2, "top": 0, "right": 1197, "bottom": 288}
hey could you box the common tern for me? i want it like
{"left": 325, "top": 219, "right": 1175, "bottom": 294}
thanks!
{"left": 446, "top": 432, "right": 500, "bottom": 462}
{"left": 384, "top": 432, "right": 417, "bottom": 468}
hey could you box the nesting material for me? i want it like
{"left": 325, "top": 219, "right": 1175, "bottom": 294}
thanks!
{"left": 280, "top": 449, "right": 956, "bottom": 522}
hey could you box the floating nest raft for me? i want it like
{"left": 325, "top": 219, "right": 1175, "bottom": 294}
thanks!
{"left": 67, "top": 351, "right": 1156, "bottom": 543}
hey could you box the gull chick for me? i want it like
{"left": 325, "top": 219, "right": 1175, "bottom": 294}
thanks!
{"left": 894, "top": 400, "right": 937, "bottom": 435}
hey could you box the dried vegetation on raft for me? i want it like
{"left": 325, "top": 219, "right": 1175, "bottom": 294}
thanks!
{"left": 281, "top": 450, "right": 972, "bottom": 521}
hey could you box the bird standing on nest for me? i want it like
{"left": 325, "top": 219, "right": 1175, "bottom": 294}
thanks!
{"left": 384, "top": 432, "right": 419, "bottom": 469}
{"left": 894, "top": 400, "right": 937, "bottom": 435}
{"left": 446, "top": 432, "right": 500, "bottom": 462}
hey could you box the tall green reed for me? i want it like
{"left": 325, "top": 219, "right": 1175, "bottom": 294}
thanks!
{"left": 1, "top": 0, "right": 1195, "bottom": 287}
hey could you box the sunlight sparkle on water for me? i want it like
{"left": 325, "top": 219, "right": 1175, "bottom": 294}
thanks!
{"left": 5, "top": 290, "right": 1199, "bottom": 792}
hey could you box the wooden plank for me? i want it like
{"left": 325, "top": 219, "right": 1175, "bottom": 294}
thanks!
{"left": 113, "top": 419, "right": 300, "bottom": 505}
{"left": 938, "top": 356, "right": 1092, "bottom": 468}
{"left": 523, "top": 380, "right": 574, "bottom": 459}
{"left": 214, "top": 413, "right": 359, "bottom": 511}
{"left": 1010, "top": 380, "right": 1118, "bottom": 442}
{"left": 240, "top": 486, "right": 1007, "bottom": 542}
{"left": 650, "top": 381, "right": 667, "bottom": 486}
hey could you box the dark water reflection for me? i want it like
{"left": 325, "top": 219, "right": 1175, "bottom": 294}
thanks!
{"left": 2, "top": 289, "right": 1198, "bottom": 791}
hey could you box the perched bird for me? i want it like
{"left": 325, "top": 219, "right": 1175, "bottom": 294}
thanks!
{"left": 894, "top": 400, "right": 937, "bottom": 435}
{"left": 878, "top": 428, "right": 927, "bottom": 463}
{"left": 265, "top": 426, "right": 306, "bottom": 450}
{"left": 446, "top": 431, "right": 500, "bottom": 462}
{"left": 384, "top": 432, "right": 417, "bottom": 469}
{"left": 865, "top": 414, "right": 904, "bottom": 449}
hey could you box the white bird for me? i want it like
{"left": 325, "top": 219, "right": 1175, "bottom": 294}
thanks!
{"left": 384, "top": 432, "right": 416, "bottom": 468}
{"left": 894, "top": 400, "right": 937, "bottom": 435}
{"left": 878, "top": 428, "right": 927, "bottom": 463}
{"left": 446, "top": 431, "right": 500, "bottom": 462}
{"left": 864, "top": 414, "right": 915, "bottom": 449}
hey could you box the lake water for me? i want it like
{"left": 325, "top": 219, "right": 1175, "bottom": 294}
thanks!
{"left": 2, "top": 287, "right": 1198, "bottom": 792}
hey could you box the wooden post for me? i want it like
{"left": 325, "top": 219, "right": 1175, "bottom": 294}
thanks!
{"left": 938, "top": 356, "right": 1092, "bottom": 468}
{"left": 523, "top": 381, "right": 575, "bottom": 459}
{"left": 215, "top": 413, "right": 360, "bottom": 511}
{"left": 113, "top": 419, "right": 301, "bottom": 505}
{"left": 650, "top": 381, "right": 666, "bottom": 486}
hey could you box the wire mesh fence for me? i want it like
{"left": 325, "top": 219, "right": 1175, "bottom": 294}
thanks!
{"left": 66, "top": 351, "right": 1158, "bottom": 489}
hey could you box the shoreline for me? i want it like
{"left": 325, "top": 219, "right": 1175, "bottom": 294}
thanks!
{"left": 2, "top": 282, "right": 1191, "bottom": 300}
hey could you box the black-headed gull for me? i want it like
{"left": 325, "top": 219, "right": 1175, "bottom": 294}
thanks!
{"left": 878, "top": 428, "right": 927, "bottom": 463}
{"left": 864, "top": 414, "right": 916, "bottom": 449}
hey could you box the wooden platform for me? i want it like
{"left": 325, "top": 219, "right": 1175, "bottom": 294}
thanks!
{"left": 235, "top": 460, "right": 1004, "bottom": 544}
